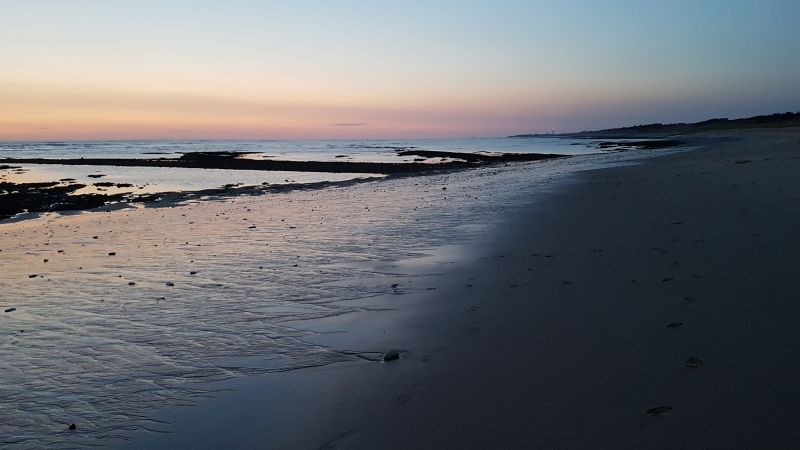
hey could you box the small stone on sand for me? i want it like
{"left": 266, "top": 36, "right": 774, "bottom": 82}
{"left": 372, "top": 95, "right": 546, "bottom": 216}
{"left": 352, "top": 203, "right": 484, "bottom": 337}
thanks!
{"left": 383, "top": 349, "right": 401, "bottom": 361}
{"left": 685, "top": 357, "right": 704, "bottom": 368}
{"left": 4, "top": 308, "right": 16, "bottom": 313}
{"left": 646, "top": 406, "right": 672, "bottom": 416}
{"left": 68, "top": 423, "right": 77, "bottom": 430}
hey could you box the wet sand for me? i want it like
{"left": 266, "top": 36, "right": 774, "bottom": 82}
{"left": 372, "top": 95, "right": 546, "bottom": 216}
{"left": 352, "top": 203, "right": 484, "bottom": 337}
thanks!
{"left": 117, "top": 128, "right": 800, "bottom": 448}
{"left": 5, "top": 150, "right": 613, "bottom": 448}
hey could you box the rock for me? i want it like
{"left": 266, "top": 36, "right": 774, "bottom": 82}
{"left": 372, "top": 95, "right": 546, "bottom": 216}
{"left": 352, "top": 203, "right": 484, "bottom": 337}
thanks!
{"left": 646, "top": 406, "right": 672, "bottom": 416}
{"left": 190, "top": 271, "right": 197, "bottom": 275}
{"left": 685, "top": 357, "right": 704, "bottom": 368}
{"left": 383, "top": 349, "right": 401, "bottom": 361}
{"left": 68, "top": 423, "right": 77, "bottom": 430}
{"left": 666, "top": 322, "right": 684, "bottom": 329}
{"left": 128, "top": 282, "right": 136, "bottom": 286}
{"left": 28, "top": 274, "right": 37, "bottom": 278}
{"left": 166, "top": 282, "right": 175, "bottom": 287}
{"left": 390, "top": 283, "right": 399, "bottom": 288}
{"left": 108, "top": 252, "right": 116, "bottom": 256}
{"left": 4, "top": 308, "right": 16, "bottom": 313}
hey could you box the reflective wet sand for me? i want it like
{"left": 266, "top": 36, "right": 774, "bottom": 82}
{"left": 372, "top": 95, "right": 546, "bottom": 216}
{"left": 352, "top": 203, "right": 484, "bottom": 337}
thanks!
{"left": 0, "top": 149, "right": 675, "bottom": 447}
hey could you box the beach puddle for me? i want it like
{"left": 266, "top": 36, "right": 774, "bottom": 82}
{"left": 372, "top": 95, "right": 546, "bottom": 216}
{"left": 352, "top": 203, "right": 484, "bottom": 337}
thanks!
{"left": 0, "top": 163, "right": 383, "bottom": 196}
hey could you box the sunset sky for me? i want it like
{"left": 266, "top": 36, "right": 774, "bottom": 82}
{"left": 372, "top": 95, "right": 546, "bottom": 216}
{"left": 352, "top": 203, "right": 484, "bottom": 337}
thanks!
{"left": 2, "top": 0, "right": 799, "bottom": 140}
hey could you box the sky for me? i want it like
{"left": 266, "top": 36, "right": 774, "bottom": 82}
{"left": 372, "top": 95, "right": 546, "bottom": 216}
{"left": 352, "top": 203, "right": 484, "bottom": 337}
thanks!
{"left": 1, "top": 0, "right": 799, "bottom": 140}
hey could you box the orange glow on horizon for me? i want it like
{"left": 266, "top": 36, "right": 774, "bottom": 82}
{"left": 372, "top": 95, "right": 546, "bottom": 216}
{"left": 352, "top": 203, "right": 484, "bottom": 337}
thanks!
{"left": 0, "top": 79, "right": 669, "bottom": 140}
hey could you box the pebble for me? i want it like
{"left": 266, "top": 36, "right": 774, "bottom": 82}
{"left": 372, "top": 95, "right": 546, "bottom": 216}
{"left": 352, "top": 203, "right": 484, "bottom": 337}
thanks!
{"left": 646, "top": 406, "right": 672, "bottom": 416}
{"left": 166, "top": 282, "right": 175, "bottom": 287}
{"left": 685, "top": 357, "right": 704, "bottom": 368}
{"left": 383, "top": 349, "right": 401, "bottom": 361}
{"left": 4, "top": 308, "right": 16, "bottom": 313}
{"left": 68, "top": 423, "right": 77, "bottom": 430}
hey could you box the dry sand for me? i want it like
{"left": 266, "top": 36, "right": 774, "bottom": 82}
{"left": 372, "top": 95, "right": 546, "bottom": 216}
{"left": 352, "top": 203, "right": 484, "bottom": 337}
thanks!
{"left": 114, "top": 128, "right": 800, "bottom": 449}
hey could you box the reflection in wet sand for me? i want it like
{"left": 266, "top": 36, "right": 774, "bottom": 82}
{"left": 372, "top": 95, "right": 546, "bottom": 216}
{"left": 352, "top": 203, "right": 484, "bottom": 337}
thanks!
{"left": 0, "top": 148, "right": 679, "bottom": 447}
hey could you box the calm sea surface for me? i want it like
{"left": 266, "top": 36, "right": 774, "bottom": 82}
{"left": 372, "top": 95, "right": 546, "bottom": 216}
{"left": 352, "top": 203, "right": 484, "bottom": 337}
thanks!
{"left": 0, "top": 137, "right": 608, "bottom": 195}
{"left": 0, "top": 137, "right": 602, "bottom": 160}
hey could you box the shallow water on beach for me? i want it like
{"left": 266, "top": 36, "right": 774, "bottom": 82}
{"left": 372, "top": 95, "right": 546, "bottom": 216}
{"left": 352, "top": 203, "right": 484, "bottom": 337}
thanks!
{"left": 0, "top": 148, "right": 681, "bottom": 447}
{"left": 0, "top": 163, "right": 383, "bottom": 196}
{"left": 0, "top": 137, "right": 612, "bottom": 197}
{"left": 0, "top": 137, "right": 608, "bottom": 161}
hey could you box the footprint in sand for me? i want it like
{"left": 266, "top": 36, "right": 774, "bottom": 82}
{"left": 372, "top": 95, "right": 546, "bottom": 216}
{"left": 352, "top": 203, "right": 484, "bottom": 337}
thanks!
{"left": 397, "top": 393, "right": 415, "bottom": 406}
{"left": 320, "top": 430, "right": 359, "bottom": 450}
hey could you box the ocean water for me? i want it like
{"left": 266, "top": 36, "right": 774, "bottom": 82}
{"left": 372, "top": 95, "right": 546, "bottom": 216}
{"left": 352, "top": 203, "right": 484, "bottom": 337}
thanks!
{"left": 0, "top": 140, "right": 684, "bottom": 448}
{"left": 0, "top": 137, "right": 605, "bottom": 160}
{"left": 0, "top": 137, "right": 610, "bottom": 196}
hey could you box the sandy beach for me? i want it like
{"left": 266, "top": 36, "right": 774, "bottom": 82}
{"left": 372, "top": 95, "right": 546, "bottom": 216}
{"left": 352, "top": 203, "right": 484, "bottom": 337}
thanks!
{"left": 94, "top": 128, "right": 800, "bottom": 448}
{"left": 2, "top": 128, "right": 799, "bottom": 448}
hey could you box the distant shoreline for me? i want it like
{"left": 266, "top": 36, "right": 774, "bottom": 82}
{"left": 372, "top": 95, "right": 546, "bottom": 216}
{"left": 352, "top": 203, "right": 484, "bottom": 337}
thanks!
{"left": 509, "top": 111, "right": 800, "bottom": 138}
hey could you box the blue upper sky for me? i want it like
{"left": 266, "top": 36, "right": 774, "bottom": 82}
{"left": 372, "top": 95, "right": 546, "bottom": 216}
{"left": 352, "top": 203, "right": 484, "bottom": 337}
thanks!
{"left": 1, "top": 0, "right": 798, "bottom": 139}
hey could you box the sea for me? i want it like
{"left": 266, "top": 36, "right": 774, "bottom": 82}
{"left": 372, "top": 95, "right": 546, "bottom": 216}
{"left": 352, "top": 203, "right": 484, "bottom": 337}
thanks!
{"left": 0, "top": 137, "right": 613, "bottom": 195}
